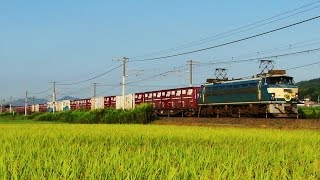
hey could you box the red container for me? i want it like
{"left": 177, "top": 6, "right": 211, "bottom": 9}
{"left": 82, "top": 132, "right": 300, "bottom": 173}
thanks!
{"left": 14, "top": 105, "right": 32, "bottom": 114}
{"left": 104, "top": 96, "right": 116, "bottom": 108}
{"left": 39, "top": 104, "right": 48, "bottom": 112}
{"left": 70, "top": 99, "right": 91, "bottom": 110}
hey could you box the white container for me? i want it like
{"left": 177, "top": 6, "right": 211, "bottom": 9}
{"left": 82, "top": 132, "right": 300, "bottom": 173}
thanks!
{"left": 125, "top": 94, "right": 135, "bottom": 109}
{"left": 47, "top": 102, "right": 54, "bottom": 112}
{"left": 116, "top": 96, "right": 124, "bottom": 109}
{"left": 91, "top": 97, "right": 104, "bottom": 110}
{"left": 34, "top": 104, "right": 40, "bottom": 112}
{"left": 55, "top": 101, "right": 63, "bottom": 111}
{"left": 62, "top": 100, "right": 71, "bottom": 111}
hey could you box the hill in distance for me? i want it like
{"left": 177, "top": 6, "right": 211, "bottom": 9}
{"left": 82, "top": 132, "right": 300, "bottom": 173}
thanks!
{"left": 5, "top": 96, "right": 79, "bottom": 106}
{"left": 296, "top": 78, "right": 320, "bottom": 102}
{"left": 6, "top": 98, "right": 49, "bottom": 107}
{"left": 58, "top": 96, "right": 79, "bottom": 101}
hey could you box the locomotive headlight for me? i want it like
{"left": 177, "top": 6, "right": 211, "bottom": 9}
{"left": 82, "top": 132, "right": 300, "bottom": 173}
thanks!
{"left": 295, "top": 93, "right": 299, "bottom": 100}
{"left": 271, "top": 93, "right": 275, "bottom": 100}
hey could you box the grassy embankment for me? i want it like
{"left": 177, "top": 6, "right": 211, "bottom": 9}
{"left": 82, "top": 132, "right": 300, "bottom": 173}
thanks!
{"left": 0, "top": 103, "right": 153, "bottom": 124}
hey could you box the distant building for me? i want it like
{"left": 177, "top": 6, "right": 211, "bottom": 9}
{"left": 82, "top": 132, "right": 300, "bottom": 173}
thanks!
{"left": 304, "top": 98, "right": 316, "bottom": 107}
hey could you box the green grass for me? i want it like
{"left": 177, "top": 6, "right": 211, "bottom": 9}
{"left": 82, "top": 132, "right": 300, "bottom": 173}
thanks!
{"left": 33, "top": 103, "right": 154, "bottom": 124}
{"left": 0, "top": 124, "right": 319, "bottom": 179}
{"left": 0, "top": 119, "right": 61, "bottom": 124}
{"left": 299, "top": 106, "right": 320, "bottom": 119}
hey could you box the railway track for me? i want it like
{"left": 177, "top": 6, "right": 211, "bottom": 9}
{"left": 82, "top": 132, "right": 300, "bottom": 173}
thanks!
{"left": 152, "top": 117, "right": 320, "bottom": 130}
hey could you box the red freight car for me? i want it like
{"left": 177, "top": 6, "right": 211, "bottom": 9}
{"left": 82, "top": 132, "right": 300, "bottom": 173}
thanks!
{"left": 70, "top": 99, "right": 91, "bottom": 110}
{"left": 139, "top": 86, "right": 200, "bottom": 116}
{"left": 39, "top": 104, "right": 48, "bottom": 112}
{"left": 104, "top": 96, "right": 116, "bottom": 108}
{"left": 135, "top": 93, "right": 145, "bottom": 106}
{"left": 14, "top": 105, "right": 32, "bottom": 114}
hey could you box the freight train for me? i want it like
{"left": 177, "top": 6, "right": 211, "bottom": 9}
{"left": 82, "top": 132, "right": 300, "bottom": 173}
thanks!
{"left": 10, "top": 70, "right": 299, "bottom": 118}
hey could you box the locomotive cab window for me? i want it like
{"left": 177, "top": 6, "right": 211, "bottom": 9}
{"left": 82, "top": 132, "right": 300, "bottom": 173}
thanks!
{"left": 267, "top": 77, "right": 294, "bottom": 85}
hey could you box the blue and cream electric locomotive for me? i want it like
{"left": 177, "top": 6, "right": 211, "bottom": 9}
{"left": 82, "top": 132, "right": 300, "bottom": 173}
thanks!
{"left": 198, "top": 70, "right": 298, "bottom": 118}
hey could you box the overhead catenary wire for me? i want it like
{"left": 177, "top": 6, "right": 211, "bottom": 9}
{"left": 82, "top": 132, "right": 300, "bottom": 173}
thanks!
{"left": 205, "top": 38, "right": 320, "bottom": 63}
{"left": 131, "top": 16, "right": 320, "bottom": 62}
{"left": 130, "top": 1, "right": 320, "bottom": 59}
{"left": 197, "top": 47, "right": 320, "bottom": 66}
{"left": 127, "top": 48, "right": 320, "bottom": 87}
{"left": 58, "top": 64, "right": 122, "bottom": 86}
{"left": 96, "top": 85, "right": 121, "bottom": 96}
{"left": 29, "top": 87, "right": 53, "bottom": 95}
{"left": 232, "top": 59, "right": 320, "bottom": 80}
{"left": 126, "top": 64, "right": 188, "bottom": 85}
{"left": 286, "top": 60, "right": 320, "bottom": 70}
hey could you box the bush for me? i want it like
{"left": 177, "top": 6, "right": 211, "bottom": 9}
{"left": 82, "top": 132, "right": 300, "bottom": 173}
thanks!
{"left": 299, "top": 106, "right": 320, "bottom": 119}
{"left": 33, "top": 103, "right": 154, "bottom": 124}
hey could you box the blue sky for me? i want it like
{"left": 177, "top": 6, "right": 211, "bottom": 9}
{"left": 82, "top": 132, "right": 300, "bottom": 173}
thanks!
{"left": 0, "top": 0, "right": 319, "bottom": 101}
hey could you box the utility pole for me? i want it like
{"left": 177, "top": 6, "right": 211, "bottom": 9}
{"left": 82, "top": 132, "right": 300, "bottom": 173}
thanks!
{"left": 187, "top": 60, "right": 193, "bottom": 87}
{"left": 52, "top": 82, "right": 56, "bottom": 114}
{"left": 24, "top": 90, "right": 28, "bottom": 116}
{"left": 9, "top": 96, "right": 12, "bottom": 114}
{"left": 121, "top": 57, "right": 128, "bottom": 110}
{"left": 93, "top": 83, "right": 97, "bottom": 98}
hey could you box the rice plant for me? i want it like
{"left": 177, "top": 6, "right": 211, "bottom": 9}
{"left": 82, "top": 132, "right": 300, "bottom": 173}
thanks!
{"left": 0, "top": 124, "right": 319, "bottom": 179}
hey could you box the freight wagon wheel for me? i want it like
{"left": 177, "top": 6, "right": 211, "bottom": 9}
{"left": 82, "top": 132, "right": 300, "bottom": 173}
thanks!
{"left": 184, "top": 111, "right": 194, "bottom": 117}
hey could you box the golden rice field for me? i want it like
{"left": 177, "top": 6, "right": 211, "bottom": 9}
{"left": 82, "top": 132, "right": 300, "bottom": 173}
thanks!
{"left": 0, "top": 122, "right": 320, "bottom": 179}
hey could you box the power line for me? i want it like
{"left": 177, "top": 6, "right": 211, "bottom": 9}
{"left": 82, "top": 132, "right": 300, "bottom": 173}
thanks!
{"left": 131, "top": 15, "right": 320, "bottom": 62}
{"left": 198, "top": 47, "right": 320, "bottom": 66}
{"left": 206, "top": 38, "right": 320, "bottom": 63}
{"left": 58, "top": 64, "right": 122, "bottom": 86}
{"left": 286, "top": 60, "right": 320, "bottom": 70}
{"left": 127, "top": 48, "right": 320, "bottom": 86}
{"left": 96, "top": 85, "right": 121, "bottom": 96}
{"left": 96, "top": 84, "right": 121, "bottom": 87}
{"left": 126, "top": 64, "right": 188, "bottom": 85}
{"left": 130, "top": 1, "right": 320, "bottom": 59}
{"left": 29, "top": 87, "right": 53, "bottom": 95}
